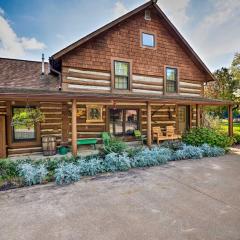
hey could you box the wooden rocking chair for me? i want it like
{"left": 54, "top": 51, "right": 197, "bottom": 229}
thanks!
{"left": 165, "top": 126, "right": 181, "bottom": 140}
{"left": 152, "top": 127, "right": 168, "bottom": 145}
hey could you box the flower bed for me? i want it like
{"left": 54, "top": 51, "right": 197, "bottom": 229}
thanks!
{"left": 0, "top": 143, "right": 225, "bottom": 190}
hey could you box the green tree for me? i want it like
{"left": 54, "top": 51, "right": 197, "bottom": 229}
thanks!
{"left": 205, "top": 67, "right": 236, "bottom": 117}
{"left": 231, "top": 52, "right": 240, "bottom": 83}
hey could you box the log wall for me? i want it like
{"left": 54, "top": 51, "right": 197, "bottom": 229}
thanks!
{"left": 2, "top": 100, "right": 199, "bottom": 157}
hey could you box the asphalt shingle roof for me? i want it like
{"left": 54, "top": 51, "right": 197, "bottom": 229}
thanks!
{"left": 0, "top": 58, "right": 59, "bottom": 90}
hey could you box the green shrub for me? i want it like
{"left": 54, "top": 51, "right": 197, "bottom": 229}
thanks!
{"left": 182, "top": 127, "right": 233, "bottom": 149}
{"left": 126, "top": 146, "right": 145, "bottom": 158}
{"left": 0, "top": 159, "right": 19, "bottom": 180}
{"left": 18, "top": 163, "right": 48, "bottom": 186}
{"left": 102, "top": 138, "right": 127, "bottom": 155}
{"left": 233, "top": 133, "right": 240, "bottom": 144}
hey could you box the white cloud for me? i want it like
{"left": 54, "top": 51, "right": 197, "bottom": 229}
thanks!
{"left": 157, "top": 0, "right": 190, "bottom": 29}
{"left": 0, "top": 9, "right": 45, "bottom": 58}
{"left": 20, "top": 37, "right": 45, "bottom": 50}
{"left": 0, "top": 7, "right": 4, "bottom": 16}
{"left": 113, "top": 1, "right": 128, "bottom": 18}
{"left": 192, "top": 0, "right": 240, "bottom": 64}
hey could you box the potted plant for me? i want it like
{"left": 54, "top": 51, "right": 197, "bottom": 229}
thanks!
{"left": 11, "top": 107, "right": 45, "bottom": 128}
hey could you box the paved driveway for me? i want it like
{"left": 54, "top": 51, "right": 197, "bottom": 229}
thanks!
{"left": 1, "top": 151, "right": 240, "bottom": 240}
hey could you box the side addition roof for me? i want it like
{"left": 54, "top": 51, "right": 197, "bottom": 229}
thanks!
{"left": 0, "top": 58, "right": 59, "bottom": 90}
{"left": 52, "top": 0, "right": 215, "bottom": 82}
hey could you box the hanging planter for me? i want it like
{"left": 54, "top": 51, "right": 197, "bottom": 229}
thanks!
{"left": 11, "top": 107, "right": 45, "bottom": 129}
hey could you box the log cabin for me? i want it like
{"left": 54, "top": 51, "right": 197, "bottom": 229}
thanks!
{"left": 0, "top": 0, "right": 233, "bottom": 158}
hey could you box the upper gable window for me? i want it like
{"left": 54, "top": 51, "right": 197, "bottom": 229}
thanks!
{"left": 114, "top": 61, "right": 130, "bottom": 90}
{"left": 166, "top": 67, "right": 178, "bottom": 93}
{"left": 141, "top": 32, "right": 155, "bottom": 48}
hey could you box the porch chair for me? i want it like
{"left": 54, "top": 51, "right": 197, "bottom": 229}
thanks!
{"left": 152, "top": 126, "right": 167, "bottom": 145}
{"left": 165, "top": 126, "right": 181, "bottom": 140}
{"left": 133, "top": 130, "right": 146, "bottom": 145}
{"left": 101, "top": 132, "right": 111, "bottom": 145}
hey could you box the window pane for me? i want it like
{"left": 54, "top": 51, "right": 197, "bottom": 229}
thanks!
{"left": 115, "top": 61, "right": 129, "bottom": 76}
{"left": 12, "top": 107, "right": 36, "bottom": 141}
{"left": 166, "top": 68, "right": 177, "bottom": 81}
{"left": 142, "top": 33, "right": 155, "bottom": 47}
{"left": 110, "top": 109, "right": 123, "bottom": 136}
{"left": 166, "top": 80, "right": 176, "bottom": 93}
{"left": 115, "top": 76, "right": 128, "bottom": 89}
{"left": 125, "top": 110, "right": 138, "bottom": 136}
{"left": 166, "top": 68, "right": 177, "bottom": 93}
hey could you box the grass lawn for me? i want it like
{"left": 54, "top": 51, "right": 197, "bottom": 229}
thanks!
{"left": 219, "top": 120, "right": 240, "bottom": 143}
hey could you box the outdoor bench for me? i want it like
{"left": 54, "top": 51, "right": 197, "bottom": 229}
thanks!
{"left": 77, "top": 138, "right": 97, "bottom": 149}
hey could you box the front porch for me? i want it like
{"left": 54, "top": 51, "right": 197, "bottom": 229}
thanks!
{"left": 69, "top": 95, "right": 234, "bottom": 157}
{"left": 0, "top": 92, "right": 234, "bottom": 158}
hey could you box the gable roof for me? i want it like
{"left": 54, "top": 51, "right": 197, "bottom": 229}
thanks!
{"left": 52, "top": 0, "right": 215, "bottom": 82}
{"left": 0, "top": 58, "right": 59, "bottom": 90}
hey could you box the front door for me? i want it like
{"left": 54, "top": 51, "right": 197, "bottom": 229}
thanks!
{"left": 0, "top": 115, "right": 6, "bottom": 158}
{"left": 178, "top": 106, "right": 190, "bottom": 134}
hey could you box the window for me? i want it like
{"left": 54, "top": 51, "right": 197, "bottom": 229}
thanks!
{"left": 114, "top": 61, "right": 130, "bottom": 90}
{"left": 12, "top": 107, "right": 36, "bottom": 141}
{"left": 166, "top": 67, "right": 178, "bottom": 93}
{"left": 109, "top": 109, "right": 139, "bottom": 136}
{"left": 142, "top": 32, "right": 155, "bottom": 48}
{"left": 111, "top": 58, "right": 132, "bottom": 91}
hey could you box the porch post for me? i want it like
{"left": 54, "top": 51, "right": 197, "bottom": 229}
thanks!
{"left": 196, "top": 104, "right": 201, "bottom": 127}
{"left": 147, "top": 101, "right": 152, "bottom": 147}
{"left": 228, "top": 104, "right": 233, "bottom": 137}
{"left": 72, "top": 99, "right": 77, "bottom": 157}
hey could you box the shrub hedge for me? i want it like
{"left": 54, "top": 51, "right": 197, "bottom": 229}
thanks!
{"left": 0, "top": 143, "right": 226, "bottom": 188}
{"left": 182, "top": 127, "right": 234, "bottom": 149}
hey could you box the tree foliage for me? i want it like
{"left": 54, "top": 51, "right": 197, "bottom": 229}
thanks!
{"left": 205, "top": 52, "right": 240, "bottom": 116}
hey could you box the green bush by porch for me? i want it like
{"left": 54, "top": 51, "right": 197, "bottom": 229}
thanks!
{"left": 182, "top": 127, "right": 234, "bottom": 149}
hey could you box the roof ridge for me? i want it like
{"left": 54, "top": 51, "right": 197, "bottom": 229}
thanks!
{"left": 0, "top": 57, "right": 48, "bottom": 64}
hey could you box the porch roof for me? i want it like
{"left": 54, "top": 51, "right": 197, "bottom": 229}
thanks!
{"left": 0, "top": 87, "right": 233, "bottom": 106}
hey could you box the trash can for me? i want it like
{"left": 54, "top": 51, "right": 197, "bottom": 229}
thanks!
{"left": 42, "top": 136, "right": 57, "bottom": 156}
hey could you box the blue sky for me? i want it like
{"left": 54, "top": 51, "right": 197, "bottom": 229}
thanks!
{"left": 0, "top": 0, "right": 239, "bottom": 71}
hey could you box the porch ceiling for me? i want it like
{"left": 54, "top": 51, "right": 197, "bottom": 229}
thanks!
{"left": 0, "top": 87, "right": 233, "bottom": 106}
